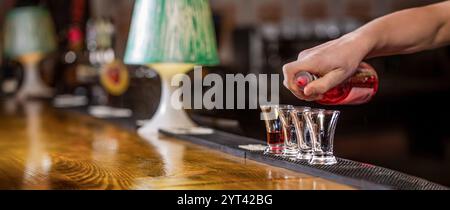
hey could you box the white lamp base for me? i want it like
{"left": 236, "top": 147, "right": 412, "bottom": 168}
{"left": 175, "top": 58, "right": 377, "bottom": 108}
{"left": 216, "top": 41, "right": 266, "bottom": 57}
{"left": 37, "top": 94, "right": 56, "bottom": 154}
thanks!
{"left": 17, "top": 60, "right": 53, "bottom": 100}
{"left": 138, "top": 64, "right": 212, "bottom": 138}
{"left": 137, "top": 106, "right": 196, "bottom": 136}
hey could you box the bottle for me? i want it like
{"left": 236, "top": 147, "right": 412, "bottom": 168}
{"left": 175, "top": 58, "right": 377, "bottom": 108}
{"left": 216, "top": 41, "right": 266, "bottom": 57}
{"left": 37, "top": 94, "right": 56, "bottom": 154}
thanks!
{"left": 296, "top": 62, "right": 379, "bottom": 105}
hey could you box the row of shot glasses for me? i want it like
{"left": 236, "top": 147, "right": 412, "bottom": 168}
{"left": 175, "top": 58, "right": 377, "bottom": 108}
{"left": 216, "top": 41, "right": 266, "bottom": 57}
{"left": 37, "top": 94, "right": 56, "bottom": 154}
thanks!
{"left": 261, "top": 105, "right": 340, "bottom": 165}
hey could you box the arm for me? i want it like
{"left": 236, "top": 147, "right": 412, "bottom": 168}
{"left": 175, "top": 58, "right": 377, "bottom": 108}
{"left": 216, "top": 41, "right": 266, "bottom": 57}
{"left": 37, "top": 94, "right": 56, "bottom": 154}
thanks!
{"left": 283, "top": 1, "right": 450, "bottom": 101}
{"left": 364, "top": 1, "right": 450, "bottom": 57}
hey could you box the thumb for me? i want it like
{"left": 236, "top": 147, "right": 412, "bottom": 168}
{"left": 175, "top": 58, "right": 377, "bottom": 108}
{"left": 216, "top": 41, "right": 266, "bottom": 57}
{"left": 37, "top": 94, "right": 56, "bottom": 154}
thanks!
{"left": 304, "top": 68, "right": 350, "bottom": 96}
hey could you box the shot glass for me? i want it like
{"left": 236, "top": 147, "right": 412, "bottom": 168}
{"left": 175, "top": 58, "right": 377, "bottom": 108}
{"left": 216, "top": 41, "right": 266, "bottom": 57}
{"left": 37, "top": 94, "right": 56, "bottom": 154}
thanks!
{"left": 276, "top": 105, "right": 298, "bottom": 158}
{"left": 304, "top": 109, "right": 340, "bottom": 165}
{"left": 261, "top": 105, "right": 285, "bottom": 155}
{"left": 290, "top": 107, "right": 313, "bottom": 160}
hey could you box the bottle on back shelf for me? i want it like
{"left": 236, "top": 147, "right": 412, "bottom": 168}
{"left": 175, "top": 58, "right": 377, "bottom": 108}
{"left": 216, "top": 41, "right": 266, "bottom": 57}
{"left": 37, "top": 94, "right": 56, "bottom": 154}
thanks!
{"left": 295, "top": 62, "right": 379, "bottom": 105}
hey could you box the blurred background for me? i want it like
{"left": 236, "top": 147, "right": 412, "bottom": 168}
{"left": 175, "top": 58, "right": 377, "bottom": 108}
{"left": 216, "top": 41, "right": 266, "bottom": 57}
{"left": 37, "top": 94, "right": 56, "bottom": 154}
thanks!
{"left": 1, "top": 0, "right": 449, "bottom": 186}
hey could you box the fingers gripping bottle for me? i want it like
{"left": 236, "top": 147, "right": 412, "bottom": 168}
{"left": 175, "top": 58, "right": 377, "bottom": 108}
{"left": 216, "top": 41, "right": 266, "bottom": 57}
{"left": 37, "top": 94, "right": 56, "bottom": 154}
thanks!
{"left": 296, "top": 62, "right": 379, "bottom": 105}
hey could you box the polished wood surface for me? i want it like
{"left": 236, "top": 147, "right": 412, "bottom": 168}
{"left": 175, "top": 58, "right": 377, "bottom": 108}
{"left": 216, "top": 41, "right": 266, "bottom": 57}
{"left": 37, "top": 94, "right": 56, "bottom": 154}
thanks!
{"left": 0, "top": 100, "right": 354, "bottom": 190}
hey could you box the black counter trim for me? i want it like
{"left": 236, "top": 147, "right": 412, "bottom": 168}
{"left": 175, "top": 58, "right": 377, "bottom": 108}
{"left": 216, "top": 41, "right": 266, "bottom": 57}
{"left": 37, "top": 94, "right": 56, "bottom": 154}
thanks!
{"left": 160, "top": 129, "right": 448, "bottom": 190}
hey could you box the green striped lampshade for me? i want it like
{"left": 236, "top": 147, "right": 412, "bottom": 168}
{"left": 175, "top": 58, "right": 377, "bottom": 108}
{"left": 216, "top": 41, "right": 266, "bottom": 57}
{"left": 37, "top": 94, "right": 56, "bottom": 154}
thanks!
{"left": 3, "top": 6, "right": 57, "bottom": 59}
{"left": 124, "top": 0, "right": 219, "bottom": 66}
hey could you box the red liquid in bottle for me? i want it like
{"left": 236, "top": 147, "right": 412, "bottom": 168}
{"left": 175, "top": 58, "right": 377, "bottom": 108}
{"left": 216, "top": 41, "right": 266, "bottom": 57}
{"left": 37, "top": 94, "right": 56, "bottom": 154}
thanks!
{"left": 295, "top": 63, "right": 379, "bottom": 105}
{"left": 267, "top": 131, "right": 285, "bottom": 145}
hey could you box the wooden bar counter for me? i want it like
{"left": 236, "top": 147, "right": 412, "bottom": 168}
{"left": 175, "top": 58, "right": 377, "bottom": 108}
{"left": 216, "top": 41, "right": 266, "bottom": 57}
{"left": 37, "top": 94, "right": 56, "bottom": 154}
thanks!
{"left": 0, "top": 100, "right": 354, "bottom": 190}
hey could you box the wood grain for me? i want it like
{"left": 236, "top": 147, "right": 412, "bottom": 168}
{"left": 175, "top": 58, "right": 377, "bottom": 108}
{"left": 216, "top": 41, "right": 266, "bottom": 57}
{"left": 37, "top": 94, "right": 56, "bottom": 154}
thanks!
{"left": 0, "top": 99, "right": 354, "bottom": 190}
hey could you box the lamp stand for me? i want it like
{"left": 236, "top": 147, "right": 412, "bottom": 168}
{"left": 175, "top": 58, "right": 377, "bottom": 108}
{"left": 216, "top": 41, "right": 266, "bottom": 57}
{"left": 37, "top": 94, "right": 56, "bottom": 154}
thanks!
{"left": 17, "top": 53, "right": 53, "bottom": 100}
{"left": 138, "top": 64, "right": 196, "bottom": 136}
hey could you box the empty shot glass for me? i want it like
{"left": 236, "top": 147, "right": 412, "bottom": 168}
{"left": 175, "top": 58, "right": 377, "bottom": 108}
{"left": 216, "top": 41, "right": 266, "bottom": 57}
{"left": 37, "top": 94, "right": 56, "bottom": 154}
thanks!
{"left": 291, "top": 107, "right": 313, "bottom": 160}
{"left": 305, "top": 109, "right": 340, "bottom": 165}
{"left": 276, "top": 105, "right": 298, "bottom": 158}
{"left": 261, "top": 105, "right": 285, "bottom": 155}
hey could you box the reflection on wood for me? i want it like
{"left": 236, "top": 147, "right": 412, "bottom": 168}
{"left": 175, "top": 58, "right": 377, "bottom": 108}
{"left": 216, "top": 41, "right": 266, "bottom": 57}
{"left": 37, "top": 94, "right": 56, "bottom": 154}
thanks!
{"left": 0, "top": 100, "right": 354, "bottom": 190}
{"left": 22, "top": 102, "right": 52, "bottom": 189}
